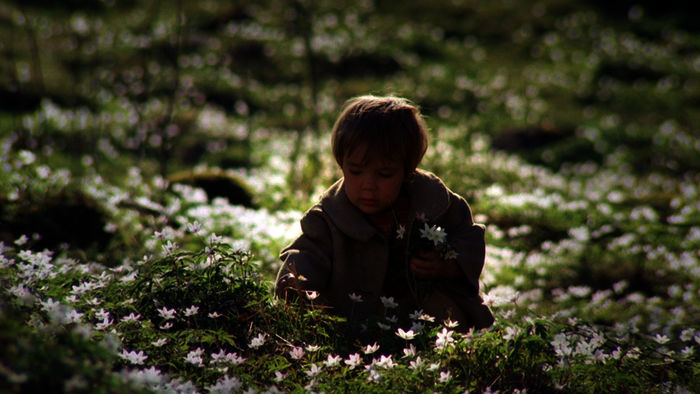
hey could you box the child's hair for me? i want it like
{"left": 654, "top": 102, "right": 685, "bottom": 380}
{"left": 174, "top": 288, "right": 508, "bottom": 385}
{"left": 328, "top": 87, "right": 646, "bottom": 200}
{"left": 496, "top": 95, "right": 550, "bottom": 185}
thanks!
{"left": 331, "top": 95, "right": 428, "bottom": 175}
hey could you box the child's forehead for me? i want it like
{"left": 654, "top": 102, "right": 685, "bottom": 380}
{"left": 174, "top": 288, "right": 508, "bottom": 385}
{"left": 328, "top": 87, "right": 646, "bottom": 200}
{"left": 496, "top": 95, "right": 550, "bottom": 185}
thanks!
{"left": 345, "top": 146, "right": 402, "bottom": 167}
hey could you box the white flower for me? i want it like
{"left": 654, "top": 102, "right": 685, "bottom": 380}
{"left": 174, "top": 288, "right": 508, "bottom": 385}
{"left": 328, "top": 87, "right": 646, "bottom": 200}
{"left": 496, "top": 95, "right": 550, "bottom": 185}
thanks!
{"left": 611, "top": 347, "right": 622, "bottom": 360}
{"left": 435, "top": 327, "right": 455, "bottom": 349}
{"left": 65, "top": 309, "right": 83, "bottom": 324}
{"left": 680, "top": 328, "right": 695, "bottom": 342}
{"left": 184, "top": 305, "right": 199, "bottom": 317}
{"left": 367, "top": 369, "right": 383, "bottom": 382}
{"left": 377, "top": 322, "right": 390, "bottom": 330}
{"left": 162, "top": 240, "right": 177, "bottom": 255}
{"left": 207, "top": 376, "right": 242, "bottom": 393}
{"left": 157, "top": 306, "right": 176, "bottom": 320}
{"left": 159, "top": 322, "right": 173, "bottom": 330}
{"left": 15, "top": 234, "right": 29, "bottom": 246}
{"left": 418, "top": 313, "right": 435, "bottom": 322}
{"left": 121, "top": 313, "right": 141, "bottom": 323}
{"left": 443, "top": 249, "right": 458, "bottom": 260}
{"left": 184, "top": 348, "right": 205, "bottom": 367}
{"left": 504, "top": 326, "right": 521, "bottom": 341}
{"left": 154, "top": 229, "right": 170, "bottom": 241}
{"left": 439, "top": 371, "right": 452, "bottom": 383}
{"left": 71, "top": 281, "right": 96, "bottom": 295}
{"left": 551, "top": 333, "right": 572, "bottom": 358}
{"left": 273, "top": 371, "right": 286, "bottom": 382}
{"left": 187, "top": 221, "right": 202, "bottom": 234}
{"left": 124, "top": 366, "right": 163, "bottom": 387}
{"left": 410, "top": 321, "right": 425, "bottom": 334}
{"left": 86, "top": 297, "right": 101, "bottom": 306}
{"left": 324, "top": 354, "right": 342, "bottom": 367}
{"left": 654, "top": 334, "right": 670, "bottom": 344}
{"left": 419, "top": 223, "right": 447, "bottom": 246}
{"left": 152, "top": 338, "right": 168, "bottom": 347}
{"left": 120, "top": 349, "right": 148, "bottom": 365}
{"left": 380, "top": 296, "right": 398, "bottom": 309}
{"left": 208, "top": 312, "right": 222, "bottom": 318}
{"left": 289, "top": 347, "right": 305, "bottom": 360}
{"left": 266, "top": 385, "right": 283, "bottom": 394}
{"left": 409, "top": 356, "right": 424, "bottom": 370}
{"left": 443, "top": 318, "right": 459, "bottom": 328}
{"left": 375, "top": 355, "right": 396, "bottom": 369}
{"left": 344, "top": 353, "right": 362, "bottom": 369}
{"left": 249, "top": 333, "right": 267, "bottom": 348}
{"left": 65, "top": 295, "right": 79, "bottom": 304}
{"left": 305, "top": 363, "right": 322, "bottom": 377}
{"left": 190, "top": 348, "right": 204, "bottom": 356}
{"left": 227, "top": 353, "right": 246, "bottom": 365}
{"left": 7, "top": 285, "right": 32, "bottom": 303}
{"left": 305, "top": 345, "right": 321, "bottom": 352}
{"left": 304, "top": 379, "right": 318, "bottom": 391}
{"left": 305, "top": 290, "right": 319, "bottom": 301}
{"left": 207, "top": 233, "right": 224, "bottom": 244}
{"left": 625, "top": 347, "right": 641, "bottom": 360}
{"left": 409, "top": 309, "right": 424, "bottom": 320}
{"left": 403, "top": 344, "right": 417, "bottom": 358}
{"left": 348, "top": 293, "right": 363, "bottom": 303}
{"left": 210, "top": 349, "right": 228, "bottom": 364}
{"left": 593, "top": 349, "right": 608, "bottom": 363}
{"left": 41, "top": 298, "right": 61, "bottom": 313}
{"left": 396, "top": 225, "right": 406, "bottom": 239}
{"left": 396, "top": 328, "right": 416, "bottom": 340}
{"left": 120, "top": 271, "right": 138, "bottom": 283}
{"left": 95, "top": 317, "right": 113, "bottom": 330}
{"left": 681, "top": 346, "right": 695, "bottom": 358}
{"left": 363, "top": 343, "right": 380, "bottom": 354}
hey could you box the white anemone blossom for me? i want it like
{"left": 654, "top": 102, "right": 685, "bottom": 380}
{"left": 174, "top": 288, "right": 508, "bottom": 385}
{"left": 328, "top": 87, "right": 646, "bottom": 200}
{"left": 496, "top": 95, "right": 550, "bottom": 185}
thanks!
{"left": 419, "top": 223, "right": 447, "bottom": 246}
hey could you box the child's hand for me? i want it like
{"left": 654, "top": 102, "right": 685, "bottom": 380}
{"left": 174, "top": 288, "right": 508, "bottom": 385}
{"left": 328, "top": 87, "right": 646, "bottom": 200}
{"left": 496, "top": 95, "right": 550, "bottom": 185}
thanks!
{"left": 409, "top": 251, "right": 462, "bottom": 279}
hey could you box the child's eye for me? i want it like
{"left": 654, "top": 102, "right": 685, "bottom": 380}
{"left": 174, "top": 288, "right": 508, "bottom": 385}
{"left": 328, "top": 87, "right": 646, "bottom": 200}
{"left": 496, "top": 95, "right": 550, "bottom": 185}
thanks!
{"left": 379, "top": 171, "right": 396, "bottom": 178}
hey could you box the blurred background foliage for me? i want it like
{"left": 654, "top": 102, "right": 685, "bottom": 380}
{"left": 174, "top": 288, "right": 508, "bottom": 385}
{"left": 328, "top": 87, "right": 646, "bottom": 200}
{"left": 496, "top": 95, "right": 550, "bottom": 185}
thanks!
{"left": 2, "top": 0, "right": 699, "bottom": 175}
{"left": 1, "top": 0, "right": 699, "bottom": 316}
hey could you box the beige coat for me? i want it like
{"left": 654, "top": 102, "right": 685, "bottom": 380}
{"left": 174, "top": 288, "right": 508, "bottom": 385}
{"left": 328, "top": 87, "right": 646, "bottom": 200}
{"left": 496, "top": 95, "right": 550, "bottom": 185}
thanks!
{"left": 276, "top": 169, "right": 493, "bottom": 329}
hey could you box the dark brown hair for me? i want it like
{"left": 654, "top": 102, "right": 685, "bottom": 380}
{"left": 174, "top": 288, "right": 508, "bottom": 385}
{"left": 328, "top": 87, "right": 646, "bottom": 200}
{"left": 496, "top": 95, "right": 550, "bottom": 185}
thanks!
{"left": 331, "top": 95, "right": 428, "bottom": 175}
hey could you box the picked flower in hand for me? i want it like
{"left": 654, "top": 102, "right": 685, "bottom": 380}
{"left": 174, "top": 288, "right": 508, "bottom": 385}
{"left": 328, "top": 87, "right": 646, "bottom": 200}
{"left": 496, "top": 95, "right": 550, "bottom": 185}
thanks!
{"left": 419, "top": 223, "right": 446, "bottom": 246}
{"left": 407, "top": 214, "right": 458, "bottom": 261}
{"left": 404, "top": 214, "right": 460, "bottom": 299}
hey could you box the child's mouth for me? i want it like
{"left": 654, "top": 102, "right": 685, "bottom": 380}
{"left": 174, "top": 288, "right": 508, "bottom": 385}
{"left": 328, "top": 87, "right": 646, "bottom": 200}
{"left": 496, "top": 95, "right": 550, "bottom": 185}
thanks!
{"left": 359, "top": 198, "right": 377, "bottom": 207}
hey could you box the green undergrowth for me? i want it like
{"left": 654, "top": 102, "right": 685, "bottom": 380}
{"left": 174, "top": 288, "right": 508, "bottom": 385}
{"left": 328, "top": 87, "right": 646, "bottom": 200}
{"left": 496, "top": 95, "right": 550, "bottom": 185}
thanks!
{"left": 1, "top": 240, "right": 697, "bottom": 392}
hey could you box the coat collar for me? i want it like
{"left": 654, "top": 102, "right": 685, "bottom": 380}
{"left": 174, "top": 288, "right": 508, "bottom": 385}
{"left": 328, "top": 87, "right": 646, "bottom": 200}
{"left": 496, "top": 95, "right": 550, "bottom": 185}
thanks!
{"left": 320, "top": 169, "right": 451, "bottom": 241}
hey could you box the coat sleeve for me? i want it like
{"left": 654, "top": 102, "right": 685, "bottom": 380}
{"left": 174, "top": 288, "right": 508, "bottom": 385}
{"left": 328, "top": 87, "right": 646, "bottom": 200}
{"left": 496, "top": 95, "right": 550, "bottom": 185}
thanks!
{"left": 275, "top": 206, "right": 334, "bottom": 301}
{"left": 438, "top": 191, "right": 486, "bottom": 295}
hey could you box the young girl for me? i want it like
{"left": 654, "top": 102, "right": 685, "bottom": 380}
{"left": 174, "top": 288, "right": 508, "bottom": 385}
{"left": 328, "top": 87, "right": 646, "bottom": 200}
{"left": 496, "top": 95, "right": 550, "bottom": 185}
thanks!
{"left": 275, "top": 95, "right": 493, "bottom": 330}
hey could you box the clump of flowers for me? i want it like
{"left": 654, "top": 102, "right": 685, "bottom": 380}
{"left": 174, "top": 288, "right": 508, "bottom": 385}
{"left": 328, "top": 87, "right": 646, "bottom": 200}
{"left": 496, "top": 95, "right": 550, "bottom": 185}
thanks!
{"left": 402, "top": 215, "right": 456, "bottom": 260}
{"left": 402, "top": 214, "right": 458, "bottom": 300}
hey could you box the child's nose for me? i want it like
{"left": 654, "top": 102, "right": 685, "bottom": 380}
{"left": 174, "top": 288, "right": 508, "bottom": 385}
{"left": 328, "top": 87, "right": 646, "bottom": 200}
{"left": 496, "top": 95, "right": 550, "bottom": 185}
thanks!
{"left": 362, "top": 175, "right": 378, "bottom": 190}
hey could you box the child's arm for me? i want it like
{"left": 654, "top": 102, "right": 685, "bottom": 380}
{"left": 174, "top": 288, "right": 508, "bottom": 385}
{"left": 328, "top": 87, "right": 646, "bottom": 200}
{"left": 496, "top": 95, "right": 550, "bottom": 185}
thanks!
{"left": 409, "top": 250, "right": 463, "bottom": 278}
{"left": 424, "top": 190, "right": 486, "bottom": 294}
{"left": 275, "top": 207, "right": 333, "bottom": 302}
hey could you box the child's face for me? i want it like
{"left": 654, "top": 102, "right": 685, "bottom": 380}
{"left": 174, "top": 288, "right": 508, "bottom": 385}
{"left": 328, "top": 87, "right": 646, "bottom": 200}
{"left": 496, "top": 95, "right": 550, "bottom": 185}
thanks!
{"left": 341, "top": 147, "right": 405, "bottom": 215}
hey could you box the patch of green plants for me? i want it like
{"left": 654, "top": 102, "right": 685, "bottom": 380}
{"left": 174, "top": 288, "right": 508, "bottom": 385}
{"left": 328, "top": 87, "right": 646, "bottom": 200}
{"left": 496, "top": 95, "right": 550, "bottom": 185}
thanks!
{"left": 2, "top": 238, "right": 696, "bottom": 392}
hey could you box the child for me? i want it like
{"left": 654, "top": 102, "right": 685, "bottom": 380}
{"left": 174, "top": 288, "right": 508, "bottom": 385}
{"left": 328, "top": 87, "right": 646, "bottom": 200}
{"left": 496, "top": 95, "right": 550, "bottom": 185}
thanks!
{"left": 275, "top": 95, "right": 494, "bottom": 331}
